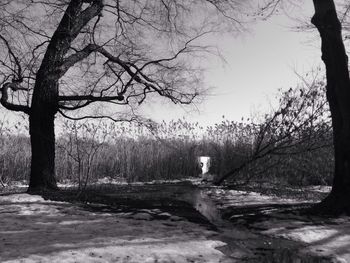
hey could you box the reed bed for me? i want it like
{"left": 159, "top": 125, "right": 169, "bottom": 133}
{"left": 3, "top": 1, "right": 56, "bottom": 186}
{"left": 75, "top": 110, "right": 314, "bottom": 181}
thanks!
{"left": 0, "top": 116, "right": 333, "bottom": 187}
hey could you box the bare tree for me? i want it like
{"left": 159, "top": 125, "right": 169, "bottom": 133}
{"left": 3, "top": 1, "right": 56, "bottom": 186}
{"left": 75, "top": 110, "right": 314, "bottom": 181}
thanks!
{"left": 213, "top": 72, "right": 332, "bottom": 185}
{"left": 229, "top": 0, "right": 350, "bottom": 214}
{"left": 0, "top": 0, "right": 246, "bottom": 192}
{"left": 311, "top": 0, "right": 350, "bottom": 214}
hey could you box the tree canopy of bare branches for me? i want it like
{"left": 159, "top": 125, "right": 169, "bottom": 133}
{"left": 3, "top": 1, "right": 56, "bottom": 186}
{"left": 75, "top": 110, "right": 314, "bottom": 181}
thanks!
{"left": 0, "top": 0, "right": 249, "bottom": 191}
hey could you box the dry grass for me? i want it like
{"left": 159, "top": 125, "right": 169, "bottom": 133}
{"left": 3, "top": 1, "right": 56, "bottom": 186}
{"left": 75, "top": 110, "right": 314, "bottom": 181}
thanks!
{"left": 0, "top": 117, "right": 333, "bottom": 187}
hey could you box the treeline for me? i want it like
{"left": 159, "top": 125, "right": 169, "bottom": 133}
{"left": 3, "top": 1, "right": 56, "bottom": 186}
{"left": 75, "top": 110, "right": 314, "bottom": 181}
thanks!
{"left": 0, "top": 75, "right": 334, "bottom": 187}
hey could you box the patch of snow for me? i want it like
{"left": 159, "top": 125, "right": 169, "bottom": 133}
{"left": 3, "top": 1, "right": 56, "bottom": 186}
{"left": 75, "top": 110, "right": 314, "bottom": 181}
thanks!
{"left": 263, "top": 225, "right": 339, "bottom": 243}
{"left": 0, "top": 193, "right": 228, "bottom": 263}
{"left": 150, "top": 208, "right": 162, "bottom": 213}
{"left": 0, "top": 193, "right": 45, "bottom": 203}
{"left": 206, "top": 189, "right": 308, "bottom": 208}
{"left": 169, "top": 216, "right": 183, "bottom": 221}
{"left": 96, "top": 177, "right": 127, "bottom": 185}
{"left": 3, "top": 239, "right": 226, "bottom": 263}
{"left": 306, "top": 185, "right": 332, "bottom": 193}
{"left": 158, "top": 212, "right": 172, "bottom": 218}
{"left": 9, "top": 181, "right": 28, "bottom": 188}
{"left": 199, "top": 186, "right": 350, "bottom": 261}
{"left": 132, "top": 212, "right": 153, "bottom": 221}
{"left": 57, "top": 183, "right": 76, "bottom": 188}
{"left": 117, "top": 212, "right": 133, "bottom": 218}
{"left": 252, "top": 215, "right": 350, "bottom": 261}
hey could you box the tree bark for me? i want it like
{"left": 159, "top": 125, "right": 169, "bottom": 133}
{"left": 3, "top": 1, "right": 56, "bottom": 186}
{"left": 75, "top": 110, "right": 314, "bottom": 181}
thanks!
{"left": 28, "top": 73, "right": 59, "bottom": 192}
{"left": 312, "top": 0, "right": 350, "bottom": 214}
{"left": 26, "top": 0, "right": 102, "bottom": 192}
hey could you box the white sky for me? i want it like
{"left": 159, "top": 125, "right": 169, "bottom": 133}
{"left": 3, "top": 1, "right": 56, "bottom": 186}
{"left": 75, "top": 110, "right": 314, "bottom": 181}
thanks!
{"left": 144, "top": 1, "right": 323, "bottom": 126}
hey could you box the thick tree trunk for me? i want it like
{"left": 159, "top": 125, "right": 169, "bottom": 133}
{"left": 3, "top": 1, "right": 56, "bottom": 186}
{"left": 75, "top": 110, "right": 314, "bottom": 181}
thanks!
{"left": 28, "top": 110, "right": 57, "bottom": 192}
{"left": 27, "top": 75, "right": 59, "bottom": 192}
{"left": 312, "top": 0, "right": 350, "bottom": 214}
{"left": 26, "top": 1, "right": 102, "bottom": 192}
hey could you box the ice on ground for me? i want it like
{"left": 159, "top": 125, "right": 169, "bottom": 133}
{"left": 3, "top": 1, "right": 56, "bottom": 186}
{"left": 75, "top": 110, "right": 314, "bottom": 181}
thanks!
{"left": 205, "top": 188, "right": 309, "bottom": 208}
{"left": 201, "top": 186, "right": 350, "bottom": 261}
{"left": 3, "top": 240, "right": 226, "bottom": 263}
{"left": 0, "top": 193, "right": 45, "bottom": 203}
{"left": 256, "top": 218, "right": 350, "bottom": 262}
{"left": 251, "top": 210, "right": 350, "bottom": 261}
{"left": 0, "top": 193, "right": 227, "bottom": 263}
{"left": 306, "top": 185, "right": 332, "bottom": 193}
{"left": 263, "top": 224, "right": 339, "bottom": 243}
{"left": 158, "top": 212, "right": 172, "bottom": 217}
{"left": 169, "top": 215, "right": 183, "bottom": 221}
{"left": 132, "top": 212, "right": 153, "bottom": 220}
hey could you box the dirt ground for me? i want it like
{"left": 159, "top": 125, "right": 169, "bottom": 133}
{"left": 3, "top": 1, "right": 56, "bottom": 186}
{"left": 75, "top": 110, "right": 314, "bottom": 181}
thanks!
{"left": 0, "top": 181, "right": 348, "bottom": 262}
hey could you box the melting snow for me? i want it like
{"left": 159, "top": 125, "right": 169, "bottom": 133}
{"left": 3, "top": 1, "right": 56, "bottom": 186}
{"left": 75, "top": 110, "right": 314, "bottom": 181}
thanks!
{"left": 206, "top": 188, "right": 310, "bottom": 208}
{"left": 0, "top": 193, "right": 227, "bottom": 263}
{"left": 255, "top": 217, "right": 350, "bottom": 261}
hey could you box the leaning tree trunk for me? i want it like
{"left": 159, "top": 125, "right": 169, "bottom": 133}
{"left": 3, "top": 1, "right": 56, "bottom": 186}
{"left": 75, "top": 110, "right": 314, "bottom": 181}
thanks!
{"left": 312, "top": 0, "right": 350, "bottom": 214}
{"left": 28, "top": 73, "right": 59, "bottom": 192}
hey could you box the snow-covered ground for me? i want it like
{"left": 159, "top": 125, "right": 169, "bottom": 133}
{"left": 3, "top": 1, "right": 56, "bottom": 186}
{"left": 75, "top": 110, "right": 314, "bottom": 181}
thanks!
{"left": 3, "top": 177, "right": 202, "bottom": 189}
{"left": 2, "top": 182, "right": 349, "bottom": 262}
{"left": 0, "top": 193, "right": 228, "bottom": 263}
{"left": 204, "top": 186, "right": 350, "bottom": 262}
{"left": 251, "top": 214, "right": 350, "bottom": 262}
{"left": 205, "top": 187, "right": 313, "bottom": 209}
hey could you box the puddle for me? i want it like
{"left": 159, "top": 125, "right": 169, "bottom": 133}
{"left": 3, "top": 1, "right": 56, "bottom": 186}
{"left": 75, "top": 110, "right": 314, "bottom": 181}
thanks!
{"left": 176, "top": 187, "right": 224, "bottom": 225}
{"left": 175, "top": 186, "right": 335, "bottom": 263}
{"left": 43, "top": 183, "right": 335, "bottom": 262}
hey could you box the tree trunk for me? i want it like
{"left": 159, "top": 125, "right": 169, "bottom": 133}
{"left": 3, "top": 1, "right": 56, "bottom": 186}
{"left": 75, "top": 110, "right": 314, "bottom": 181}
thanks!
{"left": 312, "top": 0, "right": 350, "bottom": 214}
{"left": 27, "top": 74, "right": 59, "bottom": 192}
{"left": 25, "top": 0, "right": 102, "bottom": 192}
{"left": 28, "top": 110, "right": 57, "bottom": 192}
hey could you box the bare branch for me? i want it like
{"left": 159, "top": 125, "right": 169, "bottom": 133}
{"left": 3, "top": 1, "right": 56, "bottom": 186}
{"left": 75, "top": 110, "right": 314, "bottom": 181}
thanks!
{"left": 0, "top": 34, "right": 22, "bottom": 82}
{"left": 58, "top": 109, "right": 138, "bottom": 122}
{"left": 0, "top": 82, "right": 30, "bottom": 113}
{"left": 58, "top": 93, "right": 125, "bottom": 110}
{"left": 58, "top": 44, "right": 97, "bottom": 76}
{"left": 59, "top": 94, "right": 124, "bottom": 102}
{"left": 40, "top": 0, "right": 103, "bottom": 68}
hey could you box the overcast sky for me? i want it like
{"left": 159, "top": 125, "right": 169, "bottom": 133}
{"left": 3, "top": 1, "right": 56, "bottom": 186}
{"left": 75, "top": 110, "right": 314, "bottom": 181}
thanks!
{"left": 144, "top": 1, "right": 323, "bottom": 126}
{"left": 1, "top": 1, "right": 326, "bottom": 129}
